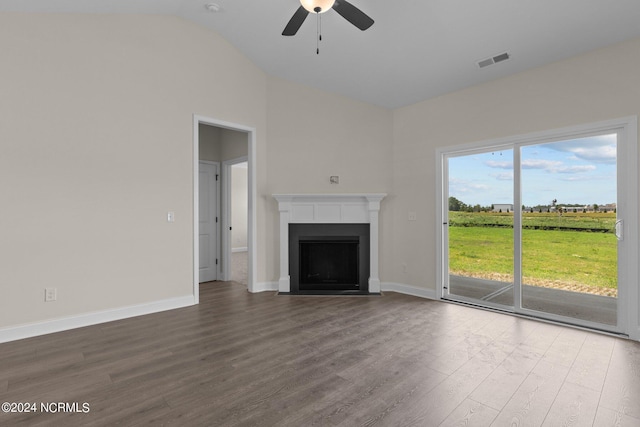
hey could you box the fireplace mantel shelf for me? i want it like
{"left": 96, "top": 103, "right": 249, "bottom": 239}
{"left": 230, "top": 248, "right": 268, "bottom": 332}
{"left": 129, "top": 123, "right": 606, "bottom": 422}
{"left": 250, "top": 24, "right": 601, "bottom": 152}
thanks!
{"left": 273, "top": 193, "right": 386, "bottom": 294}
{"left": 273, "top": 193, "right": 386, "bottom": 202}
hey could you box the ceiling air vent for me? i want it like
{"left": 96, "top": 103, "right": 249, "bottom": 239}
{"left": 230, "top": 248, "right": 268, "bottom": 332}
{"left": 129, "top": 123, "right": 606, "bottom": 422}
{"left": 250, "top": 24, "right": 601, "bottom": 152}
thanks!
{"left": 478, "top": 52, "right": 511, "bottom": 69}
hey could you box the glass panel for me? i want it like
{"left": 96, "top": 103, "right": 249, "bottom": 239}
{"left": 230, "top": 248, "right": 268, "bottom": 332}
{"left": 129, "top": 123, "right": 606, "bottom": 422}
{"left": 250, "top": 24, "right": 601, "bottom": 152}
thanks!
{"left": 447, "top": 149, "right": 514, "bottom": 308}
{"left": 520, "top": 134, "right": 617, "bottom": 325}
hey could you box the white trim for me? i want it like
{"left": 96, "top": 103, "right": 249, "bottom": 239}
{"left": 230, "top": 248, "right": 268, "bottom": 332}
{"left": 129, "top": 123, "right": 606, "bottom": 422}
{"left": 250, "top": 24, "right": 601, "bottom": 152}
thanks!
{"left": 193, "top": 119, "right": 200, "bottom": 304}
{"left": 272, "top": 193, "right": 386, "bottom": 293}
{"left": 382, "top": 282, "right": 437, "bottom": 300}
{"left": 222, "top": 156, "right": 249, "bottom": 282}
{"left": 623, "top": 117, "right": 639, "bottom": 341}
{"left": 193, "top": 115, "right": 258, "bottom": 296}
{"left": 232, "top": 247, "right": 248, "bottom": 253}
{"left": 435, "top": 148, "right": 447, "bottom": 300}
{"left": 254, "top": 281, "right": 279, "bottom": 293}
{"left": 0, "top": 295, "right": 194, "bottom": 344}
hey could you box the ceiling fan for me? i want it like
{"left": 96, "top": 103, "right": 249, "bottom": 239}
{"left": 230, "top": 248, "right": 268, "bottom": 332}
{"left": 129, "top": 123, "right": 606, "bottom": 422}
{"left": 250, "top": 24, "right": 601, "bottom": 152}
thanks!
{"left": 282, "top": 0, "right": 374, "bottom": 38}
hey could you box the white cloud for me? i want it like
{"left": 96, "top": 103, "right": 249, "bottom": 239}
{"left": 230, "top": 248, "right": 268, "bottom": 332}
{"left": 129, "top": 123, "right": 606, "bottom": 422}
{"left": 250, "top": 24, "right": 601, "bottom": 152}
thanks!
{"left": 521, "top": 159, "right": 596, "bottom": 174}
{"left": 546, "top": 134, "right": 617, "bottom": 164}
{"left": 490, "top": 172, "right": 514, "bottom": 181}
{"left": 449, "top": 177, "right": 490, "bottom": 193}
{"left": 555, "top": 165, "right": 597, "bottom": 173}
{"left": 485, "top": 160, "right": 513, "bottom": 169}
{"left": 522, "top": 159, "right": 563, "bottom": 170}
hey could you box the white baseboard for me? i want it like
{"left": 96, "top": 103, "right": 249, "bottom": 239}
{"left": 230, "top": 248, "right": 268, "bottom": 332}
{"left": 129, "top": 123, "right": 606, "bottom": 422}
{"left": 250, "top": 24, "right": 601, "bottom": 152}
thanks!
{"left": 0, "top": 295, "right": 195, "bottom": 344}
{"left": 232, "top": 247, "right": 248, "bottom": 253}
{"left": 382, "top": 282, "right": 437, "bottom": 300}
{"left": 251, "top": 281, "right": 278, "bottom": 293}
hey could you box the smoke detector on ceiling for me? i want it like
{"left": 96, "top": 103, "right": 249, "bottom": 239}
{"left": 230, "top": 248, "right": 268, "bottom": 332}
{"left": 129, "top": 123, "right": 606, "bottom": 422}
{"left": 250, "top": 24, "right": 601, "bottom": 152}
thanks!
{"left": 478, "top": 52, "right": 511, "bottom": 69}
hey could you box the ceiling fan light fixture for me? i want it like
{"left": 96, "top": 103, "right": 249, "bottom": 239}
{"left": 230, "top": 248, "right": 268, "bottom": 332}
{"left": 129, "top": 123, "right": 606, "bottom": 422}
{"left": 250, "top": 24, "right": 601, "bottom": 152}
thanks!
{"left": 300, "top": 0, "right": 335, "bottom": 13}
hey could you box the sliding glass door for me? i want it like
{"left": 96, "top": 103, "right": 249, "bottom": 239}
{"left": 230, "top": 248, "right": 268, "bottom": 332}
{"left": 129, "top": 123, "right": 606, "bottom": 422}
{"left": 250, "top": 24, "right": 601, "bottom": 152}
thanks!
{"left": 445, "top": 148, "right": 514, "bottom": 310}
{"left": 440, "top": 119, "right": 636, "bottom": 335}
{"left": 520, "top": 135, "right": 618, "bottom": 326}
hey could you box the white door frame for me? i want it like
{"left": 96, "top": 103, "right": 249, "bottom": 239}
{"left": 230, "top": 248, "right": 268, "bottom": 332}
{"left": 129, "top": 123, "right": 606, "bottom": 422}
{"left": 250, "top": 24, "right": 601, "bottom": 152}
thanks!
{"left": 436, "top": 116, "right": 638, "bottom": 339}
{"left": 221, "top": 156, "right": 248, "bottom": 282}
{"left": 193, "top": 115, "right": 257, "bottom": 303}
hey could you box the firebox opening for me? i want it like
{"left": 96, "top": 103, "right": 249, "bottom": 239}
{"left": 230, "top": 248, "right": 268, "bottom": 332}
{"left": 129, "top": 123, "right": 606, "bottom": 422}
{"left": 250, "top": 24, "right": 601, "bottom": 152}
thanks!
{"left": 289, "top": 223, "right": 370, "bottom": 295}
{"left": 299, "top": 238, "right": 359, "bottom": 290}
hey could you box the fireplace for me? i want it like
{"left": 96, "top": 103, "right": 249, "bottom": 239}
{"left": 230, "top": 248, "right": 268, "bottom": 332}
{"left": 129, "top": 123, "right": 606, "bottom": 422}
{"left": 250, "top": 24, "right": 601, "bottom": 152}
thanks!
{"left": 273, "top": 193, "right": 386, "bottom": 295}
{"left": 289, "top": 223, "right": 370, "bottom": 294}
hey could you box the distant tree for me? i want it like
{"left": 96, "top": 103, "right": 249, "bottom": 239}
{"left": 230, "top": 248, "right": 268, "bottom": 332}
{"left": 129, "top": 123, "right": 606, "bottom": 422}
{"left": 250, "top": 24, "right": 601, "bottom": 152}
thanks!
{"left": 449, "top": 197, "right": 465, "bottom": 211}
{"left": 593, "top": 203, "right": 599, "bottom": 211}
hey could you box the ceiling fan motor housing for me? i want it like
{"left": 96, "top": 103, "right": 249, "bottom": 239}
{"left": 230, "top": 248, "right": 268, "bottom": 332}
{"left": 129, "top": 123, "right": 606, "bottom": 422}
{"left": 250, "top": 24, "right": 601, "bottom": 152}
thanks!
{"left": 300, "top": 0, "right": 336, "bottom": 13}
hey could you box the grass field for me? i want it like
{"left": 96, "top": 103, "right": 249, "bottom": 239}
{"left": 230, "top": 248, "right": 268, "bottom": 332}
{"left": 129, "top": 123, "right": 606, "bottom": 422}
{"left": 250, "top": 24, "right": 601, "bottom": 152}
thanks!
{"left": 448, "top": 211, "right": 617, "bottom": 292}
{"left": 449, "top": 211, "right": 616, "bottom": 232}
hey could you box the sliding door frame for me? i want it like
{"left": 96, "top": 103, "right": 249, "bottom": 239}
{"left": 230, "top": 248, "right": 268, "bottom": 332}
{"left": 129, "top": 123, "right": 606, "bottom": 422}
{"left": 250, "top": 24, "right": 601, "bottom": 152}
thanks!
{"left": 436, "top": 116, "right": 638, "bottom": 339}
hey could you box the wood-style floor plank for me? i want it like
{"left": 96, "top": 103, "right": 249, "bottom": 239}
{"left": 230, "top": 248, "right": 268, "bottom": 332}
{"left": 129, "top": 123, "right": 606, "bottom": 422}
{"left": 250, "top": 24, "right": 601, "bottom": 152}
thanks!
{"left": 0, "top": 281, "right": 639, "bottom": 426}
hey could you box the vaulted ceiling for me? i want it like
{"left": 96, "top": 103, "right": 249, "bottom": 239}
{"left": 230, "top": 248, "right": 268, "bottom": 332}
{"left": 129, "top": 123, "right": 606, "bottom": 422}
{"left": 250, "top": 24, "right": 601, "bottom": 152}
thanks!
{"left": 3, "top": 0, "right": 640, "bottom": 108}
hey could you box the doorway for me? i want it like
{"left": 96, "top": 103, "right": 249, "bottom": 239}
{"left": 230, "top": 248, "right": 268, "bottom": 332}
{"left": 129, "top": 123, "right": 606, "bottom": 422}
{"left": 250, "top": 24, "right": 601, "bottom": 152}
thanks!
{"left": 437, "top": 117, "right": 638, "bottom": 336}
{"left": 222, "top": 158, "right": 249, "bottom": 286}
{"left": 193, "top": 116, "right": 257, "bottom": 303}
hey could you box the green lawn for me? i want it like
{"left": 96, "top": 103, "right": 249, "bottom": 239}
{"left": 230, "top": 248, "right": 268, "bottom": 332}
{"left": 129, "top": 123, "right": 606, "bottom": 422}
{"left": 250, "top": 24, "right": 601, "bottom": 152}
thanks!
{"left": 448, "top": 225, "right": 617, "bottom": 290}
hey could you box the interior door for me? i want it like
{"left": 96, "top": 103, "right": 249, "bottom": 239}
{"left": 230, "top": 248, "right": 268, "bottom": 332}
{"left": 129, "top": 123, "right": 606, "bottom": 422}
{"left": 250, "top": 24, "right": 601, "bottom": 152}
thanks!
{"left": 199, "top": 161, "right": 219, "bottom": 283}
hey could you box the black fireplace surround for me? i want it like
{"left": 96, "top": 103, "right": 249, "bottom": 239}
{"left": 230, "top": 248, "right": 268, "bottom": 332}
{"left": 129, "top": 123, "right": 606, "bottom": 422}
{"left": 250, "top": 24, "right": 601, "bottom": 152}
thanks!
{"left": 289, "top": 223, "right": 370, "bottom": 295}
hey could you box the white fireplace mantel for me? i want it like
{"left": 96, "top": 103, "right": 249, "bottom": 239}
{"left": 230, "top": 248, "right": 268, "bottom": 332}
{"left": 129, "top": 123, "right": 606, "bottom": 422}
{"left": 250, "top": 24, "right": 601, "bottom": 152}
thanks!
{"left": 273, "top": 193, "right": 386, "bottom": 293}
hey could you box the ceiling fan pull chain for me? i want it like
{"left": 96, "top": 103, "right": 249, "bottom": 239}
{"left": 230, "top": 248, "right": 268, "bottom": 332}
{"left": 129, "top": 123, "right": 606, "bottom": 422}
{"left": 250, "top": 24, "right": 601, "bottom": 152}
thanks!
{"left": 316, "top": 10, "right": 320, "bottom": 54}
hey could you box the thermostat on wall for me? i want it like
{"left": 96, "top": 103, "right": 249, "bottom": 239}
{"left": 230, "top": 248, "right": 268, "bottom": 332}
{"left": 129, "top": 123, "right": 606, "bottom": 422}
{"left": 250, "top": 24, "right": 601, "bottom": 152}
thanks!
{"left": 330, "top": 176, "right": 339, "bottom": 184}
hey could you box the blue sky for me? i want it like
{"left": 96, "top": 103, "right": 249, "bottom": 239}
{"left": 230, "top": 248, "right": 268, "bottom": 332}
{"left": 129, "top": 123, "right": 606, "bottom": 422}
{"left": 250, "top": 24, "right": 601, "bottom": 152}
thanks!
{"left": 448, "top": 134, "right": 617, "bottom": 207}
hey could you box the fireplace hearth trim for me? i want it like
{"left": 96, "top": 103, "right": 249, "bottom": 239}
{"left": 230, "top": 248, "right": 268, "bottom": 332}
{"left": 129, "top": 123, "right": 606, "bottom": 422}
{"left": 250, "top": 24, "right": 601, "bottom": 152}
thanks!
{"left": 273, "top": 193, "right": 386, "bottom": 294}
{"left": 290, "top": 223, "right": 370, "bottom": 294}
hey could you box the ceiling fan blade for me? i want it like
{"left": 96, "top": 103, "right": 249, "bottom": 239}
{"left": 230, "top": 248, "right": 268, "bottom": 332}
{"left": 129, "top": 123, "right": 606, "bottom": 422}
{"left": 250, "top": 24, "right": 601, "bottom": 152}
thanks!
{"left": 282, "top": 6, "right": 309, "bottom": 36}
{"left": 332, "top": 0, "right": 374, "bottom": 31}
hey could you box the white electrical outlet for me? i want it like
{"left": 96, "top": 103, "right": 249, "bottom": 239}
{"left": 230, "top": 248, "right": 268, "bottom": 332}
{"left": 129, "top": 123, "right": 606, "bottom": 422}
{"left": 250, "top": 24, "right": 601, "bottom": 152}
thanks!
{"left": 45, "top": 288, "right": 57, "bottom": 302}
{"left": 167, "top": 211, "right": 175, "bottom": 223}
{"left": 408, "top": 212, "right": 417, "bottom": 221}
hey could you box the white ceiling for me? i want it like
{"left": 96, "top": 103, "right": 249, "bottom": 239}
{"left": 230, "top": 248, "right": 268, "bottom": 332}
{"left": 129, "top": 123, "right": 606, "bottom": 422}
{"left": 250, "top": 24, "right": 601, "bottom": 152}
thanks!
{"left": 3, "top": 0, "right": 640, "bottom": 108}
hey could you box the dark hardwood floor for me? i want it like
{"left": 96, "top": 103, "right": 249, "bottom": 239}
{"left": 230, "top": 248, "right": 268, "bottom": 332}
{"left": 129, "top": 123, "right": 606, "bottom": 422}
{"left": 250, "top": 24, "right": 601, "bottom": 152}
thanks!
{"left": 1, "top": 281, "right": 639, "bottom": 426}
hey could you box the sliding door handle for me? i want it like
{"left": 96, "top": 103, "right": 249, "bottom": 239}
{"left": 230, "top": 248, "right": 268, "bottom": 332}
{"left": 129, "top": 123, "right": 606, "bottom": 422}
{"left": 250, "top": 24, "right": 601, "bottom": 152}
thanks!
{"left": 615, "top": 219, "right": 623, "bottom": 241}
